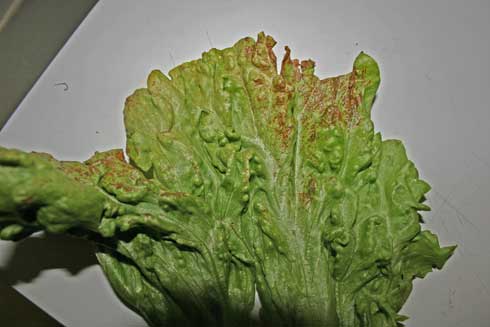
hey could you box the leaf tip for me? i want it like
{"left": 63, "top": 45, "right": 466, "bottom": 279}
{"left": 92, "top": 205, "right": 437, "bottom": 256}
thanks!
{"left": 354, "top": 52, "right": 381, "bottom": 112}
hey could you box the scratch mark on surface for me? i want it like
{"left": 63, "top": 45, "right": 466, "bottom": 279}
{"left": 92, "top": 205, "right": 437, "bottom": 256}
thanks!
{"left": 0, "top": 0, "right": 23, "bottom": 32}
{"left": 471, "top": 151, "right": 490, "bottom": 171}
{"left": 456, "top": 244, "right": 465, "bottom": 256}
{"left": 440, "top": 219, "right": 449, "bottom": 233}
{"left": 432, "top": 196, "right": 450, "bottom": 221}
{"left": 205, "top": 30, "right": 213, "bottom": 48}
{"left": 475, "top": 273, "right": 490, "bottom": 297}
{"left": 448, "top": 288, "right": 455, "bottom": 311}
{"left": 431, "top": 171, "right": 474, "bottom": 221}
{"left": 169, "top": 52, "right": 176, "bottom": 67}
{"left": 54, "top": 82, "right": 69, "bottom": 91}
{"left": 432, "top": 189, "right": 478, "bottom": 230}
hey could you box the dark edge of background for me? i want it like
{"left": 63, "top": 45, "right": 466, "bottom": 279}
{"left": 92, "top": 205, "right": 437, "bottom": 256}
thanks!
{"left": 0, "top": 0, "right": 99, "bottom": 129}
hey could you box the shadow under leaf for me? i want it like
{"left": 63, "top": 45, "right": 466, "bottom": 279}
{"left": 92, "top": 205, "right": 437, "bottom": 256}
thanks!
{"left": 0, "top": 232, "right": 98, "bottom": 285}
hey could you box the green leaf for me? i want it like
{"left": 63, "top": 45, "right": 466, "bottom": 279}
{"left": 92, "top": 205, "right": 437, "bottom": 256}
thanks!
{"left": 0, "top": 33, "right": 455, "bottom": 327}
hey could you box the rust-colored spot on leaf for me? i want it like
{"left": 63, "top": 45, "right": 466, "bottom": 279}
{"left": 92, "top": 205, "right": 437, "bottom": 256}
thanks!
{"left": 159, "top": 191, "right": 186, "bottom": 198}
{"left": 298, "top": 192, "right": 312, "bottom": 206}
{"left": 115, "top": 151, "right": 125, "bottom": 162}
{"left": 309, "top": 178, "right": 317, "bottom": 194}
{"left": 275, "top": 93, "right": 288, "bottom": 106}
{"left": 245, "top": 46, "right": 254, "bottom": 57}
{"left": 300, "top": 60, "right": 315, "bottom": 74}
{"left": 272, "top": 110, "right": 293, "bottom": 148}
{"left": 254, "top": 78, "right": 264, "bottom": 86}
{"left": 265, "top": 35, "right": 277, "bottom": 70}
{"left": 331, "top": 106, "right": 343, "bottom": 124}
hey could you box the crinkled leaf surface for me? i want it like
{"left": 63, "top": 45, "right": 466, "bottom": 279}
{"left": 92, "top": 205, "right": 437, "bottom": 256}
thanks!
{"left": 0, "top": 33, "right": 455, "bottom": 327}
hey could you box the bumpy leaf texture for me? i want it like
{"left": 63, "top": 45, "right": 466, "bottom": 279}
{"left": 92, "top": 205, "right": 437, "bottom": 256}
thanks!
{"left": 0, "top": 33, "right": 455, "bottom": 326}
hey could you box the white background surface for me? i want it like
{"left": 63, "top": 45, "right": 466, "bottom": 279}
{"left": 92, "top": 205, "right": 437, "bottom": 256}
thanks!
{"left": 1, "top": 1, "right": 489, "bottom": 326}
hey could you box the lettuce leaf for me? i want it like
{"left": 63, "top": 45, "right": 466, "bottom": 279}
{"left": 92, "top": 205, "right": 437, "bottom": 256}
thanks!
{"left": 0, "top": 33, "right": 455, "bottom": 326}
